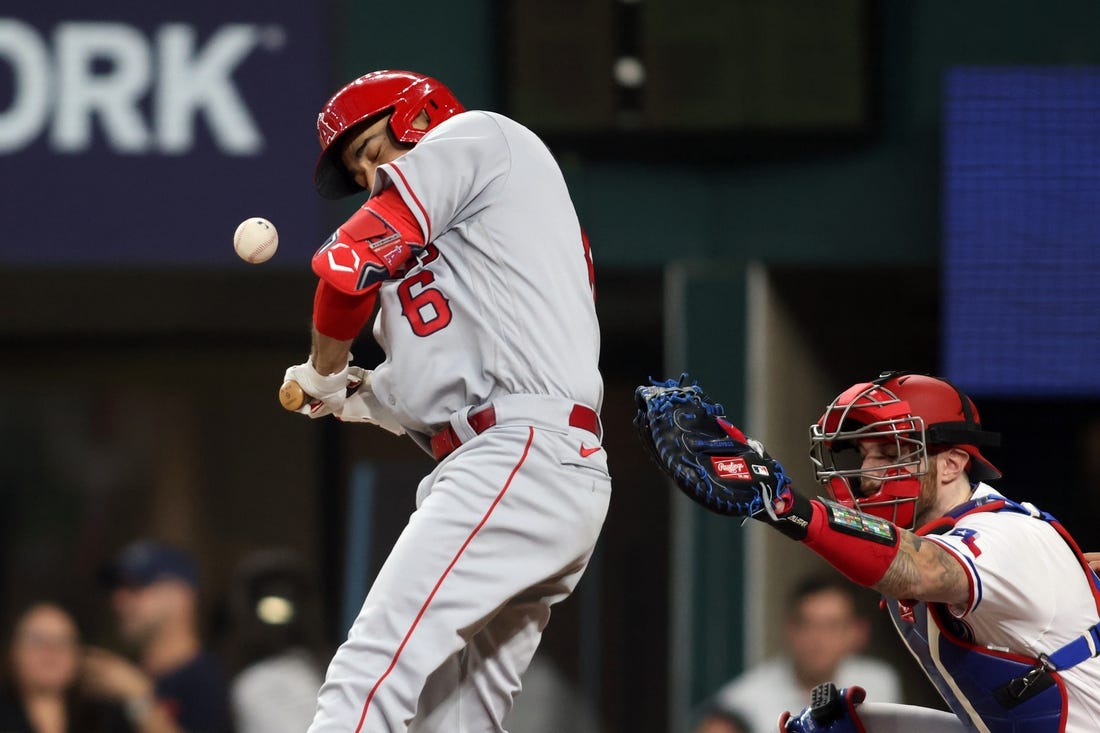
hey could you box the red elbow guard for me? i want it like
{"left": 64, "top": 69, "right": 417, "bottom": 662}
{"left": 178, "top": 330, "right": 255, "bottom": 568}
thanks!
{"left": 802, "top": 499, "right": 901, "bottom": 586}
{"left": 312, "top": 187, "right": 423, "bottom": 295}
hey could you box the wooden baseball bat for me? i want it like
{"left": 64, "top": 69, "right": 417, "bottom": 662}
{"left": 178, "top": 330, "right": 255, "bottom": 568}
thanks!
{"left": 279, "top": 379, "right": 364, "bottom": 411}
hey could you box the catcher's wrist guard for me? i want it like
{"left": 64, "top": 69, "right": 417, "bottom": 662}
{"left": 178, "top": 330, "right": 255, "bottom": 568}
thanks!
{"left": 802, "top": 499, "right": 901, "bottom": 586}
{"left": 754, "top": 487, "right": 814, "bottom": 541}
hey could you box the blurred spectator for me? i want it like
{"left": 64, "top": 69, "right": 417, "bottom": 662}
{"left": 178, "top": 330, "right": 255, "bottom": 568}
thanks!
{"left": 0, "top": 601, "right": 130, "bottom": 733}
{"left": 83, "top": 541, "right": 231, "bottom": 733}
{"left": 710, "top": 575, "right": 900, "bottom": 733}
{"left": 690, "top": 702, "right": 751, "bottom": 733}
{"left": 226, "top": 549, "right": 323, "bottom": 733}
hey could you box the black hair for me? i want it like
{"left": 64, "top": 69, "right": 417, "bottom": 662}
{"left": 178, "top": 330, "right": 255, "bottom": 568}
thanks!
{"left": 786, "top": 575, "right": 863, "bottom": 618}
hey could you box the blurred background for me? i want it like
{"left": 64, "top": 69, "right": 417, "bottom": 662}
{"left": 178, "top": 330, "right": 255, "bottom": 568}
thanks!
{"left": 2, "top": 0, "right": 1100, "bottom": 731}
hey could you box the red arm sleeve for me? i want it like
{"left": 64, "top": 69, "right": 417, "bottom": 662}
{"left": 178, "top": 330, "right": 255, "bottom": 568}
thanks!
{"left": 313, "top": 281, "right": 377, "bottom": 340}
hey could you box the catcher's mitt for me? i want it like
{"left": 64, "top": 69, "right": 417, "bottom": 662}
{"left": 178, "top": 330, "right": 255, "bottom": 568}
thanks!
{"left": 634, "top": 374, "right": 790, "bottom": 517}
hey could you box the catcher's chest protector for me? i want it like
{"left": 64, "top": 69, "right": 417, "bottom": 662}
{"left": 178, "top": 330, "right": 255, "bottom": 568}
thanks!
{"left": 887, "top": 498, "right": 1100, "bottom": 733}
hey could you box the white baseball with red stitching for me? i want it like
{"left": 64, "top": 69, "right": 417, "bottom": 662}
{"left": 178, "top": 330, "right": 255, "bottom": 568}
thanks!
{"left": 233, "top": 217, "right": 279, "bottom": 264}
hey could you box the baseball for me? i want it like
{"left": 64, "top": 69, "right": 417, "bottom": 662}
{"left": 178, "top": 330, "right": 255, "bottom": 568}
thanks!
{"left": 233, "top": 217, "right": 279, "bottom": 263}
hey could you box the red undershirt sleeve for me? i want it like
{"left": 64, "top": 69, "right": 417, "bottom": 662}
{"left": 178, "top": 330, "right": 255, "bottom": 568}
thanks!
{"left": 313, "top": 282, "right": 378, "bottom": 340}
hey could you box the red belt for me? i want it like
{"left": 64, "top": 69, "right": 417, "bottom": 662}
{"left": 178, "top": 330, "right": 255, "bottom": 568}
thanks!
{"left": 430, "top": 404, "right": 601, "bottom": 461}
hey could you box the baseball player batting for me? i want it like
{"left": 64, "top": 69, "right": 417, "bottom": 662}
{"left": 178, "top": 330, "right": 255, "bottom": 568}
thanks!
{"left": 281, "top": 70, "right": 611, "bottom": 732}
{"left": 636, "top": 372, "right": 1100, "bottom": 732}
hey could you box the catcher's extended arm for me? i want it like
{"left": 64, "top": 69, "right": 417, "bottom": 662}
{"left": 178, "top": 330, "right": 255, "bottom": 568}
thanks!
{"left": 635, "top": 374, "right": 902, "bottom": 588}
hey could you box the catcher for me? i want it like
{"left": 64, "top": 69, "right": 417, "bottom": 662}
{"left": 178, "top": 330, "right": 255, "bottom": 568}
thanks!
{"left": 636, "top": 373, "right": 1100, "bottom": 733}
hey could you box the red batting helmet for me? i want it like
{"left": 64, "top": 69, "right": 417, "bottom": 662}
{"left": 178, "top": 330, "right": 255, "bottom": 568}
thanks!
{"left": 313, "top": 70, "right": 465, "bottom": 199}
{"left": 809, "top": 372, "right": 1002, "bottom": 529}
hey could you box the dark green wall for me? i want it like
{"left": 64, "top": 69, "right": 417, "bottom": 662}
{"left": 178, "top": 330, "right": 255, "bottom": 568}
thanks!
{"left": 339, "top": 0, "right": 1100, "bottom": 270}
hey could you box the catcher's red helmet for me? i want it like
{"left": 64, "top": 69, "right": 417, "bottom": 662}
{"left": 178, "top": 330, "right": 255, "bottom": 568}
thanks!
{"left": 313, "top": 70, "right": 465, "bottom": 199}
{"left": 809, "top": 372, "right": 1001, "bottom": 529}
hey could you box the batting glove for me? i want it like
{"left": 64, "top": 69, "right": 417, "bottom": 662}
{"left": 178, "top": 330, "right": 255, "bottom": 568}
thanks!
{"left": 282, "top": 355, "right": 357, "bottom": 419}
{"left": 336, "top": 368, "right": 406, "bottom": 435}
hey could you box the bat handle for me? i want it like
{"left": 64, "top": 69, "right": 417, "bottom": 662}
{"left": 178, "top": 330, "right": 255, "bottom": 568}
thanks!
{"left": 279, "top": 380, "right": 308, "bottom": 411}
{"left": 279, "top": 378, "right": 364, "bottom": 411}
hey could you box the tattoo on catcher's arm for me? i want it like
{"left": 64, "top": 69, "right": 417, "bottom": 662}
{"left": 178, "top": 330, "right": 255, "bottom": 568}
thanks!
{"left": 874, "top": 531, "right": 969, "bottom": 605}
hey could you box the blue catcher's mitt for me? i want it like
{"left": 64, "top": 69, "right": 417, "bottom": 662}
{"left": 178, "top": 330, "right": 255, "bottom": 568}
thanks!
{"left": 633, "top": 374, "right": 790, "bottom": 517}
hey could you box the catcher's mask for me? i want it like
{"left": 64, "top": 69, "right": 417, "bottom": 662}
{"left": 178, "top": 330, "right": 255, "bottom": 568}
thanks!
{"left": 809, "top": 372, "right": 1002, "bottom": 530}
{"left": 314, "top": 70, "right": 465, "bottom": 199}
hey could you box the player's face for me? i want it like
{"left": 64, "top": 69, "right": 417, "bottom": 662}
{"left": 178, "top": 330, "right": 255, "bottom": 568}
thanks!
{"left": 855, "top": 440, "right": 915, "bottom": 496}
{"left": 340, "top": 114, "right": 410, "bottom": 192}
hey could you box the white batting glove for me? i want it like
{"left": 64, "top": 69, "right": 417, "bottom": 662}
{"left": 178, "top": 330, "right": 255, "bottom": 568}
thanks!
{"left": 283, "top": 356, "right": 355, "bottom": 419}
{"left": 337, "top": 368, "right": 406, "bottom": 435}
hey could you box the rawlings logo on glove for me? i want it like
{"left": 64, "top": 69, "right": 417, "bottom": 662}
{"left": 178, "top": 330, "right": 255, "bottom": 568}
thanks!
{"left": 713, "top": 458, "right": 751, "bottom": 480}
{"left": 634, "top": 374, "right": 793, "bottom": 518}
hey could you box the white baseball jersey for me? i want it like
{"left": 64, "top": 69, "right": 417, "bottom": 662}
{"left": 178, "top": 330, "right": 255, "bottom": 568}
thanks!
{"left": 366, "top": 110, "right": 602, "bottom": 435}
{"left": 906, "top": 484, "right": 1100, "bottom": 731}
{"left": 307, "top": 110, "right": 611, "bottom": 733}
